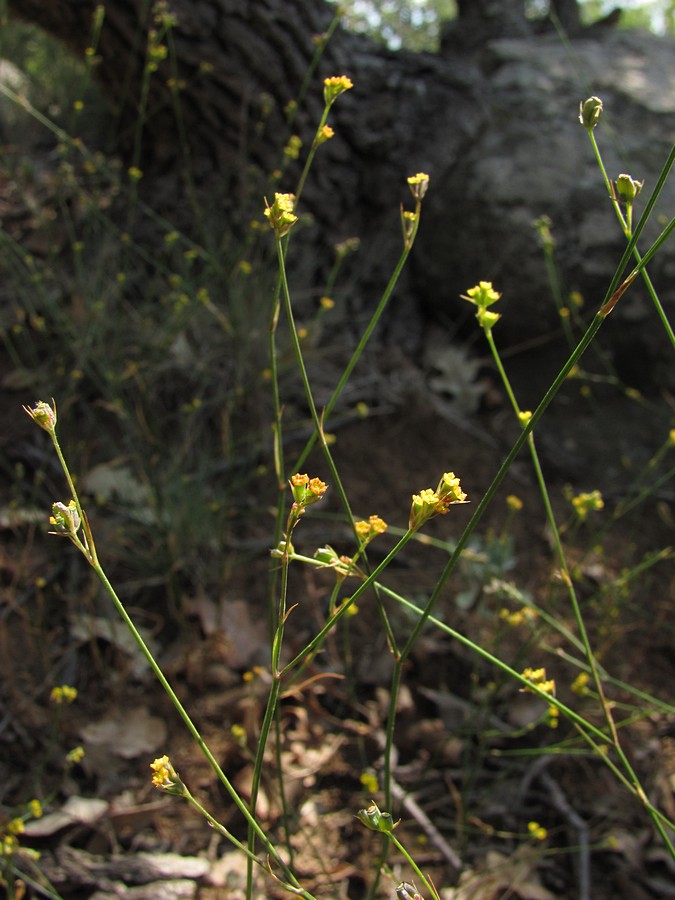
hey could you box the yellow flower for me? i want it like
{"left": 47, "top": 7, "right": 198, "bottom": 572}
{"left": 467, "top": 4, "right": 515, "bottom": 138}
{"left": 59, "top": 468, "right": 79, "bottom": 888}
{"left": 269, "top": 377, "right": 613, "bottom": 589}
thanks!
{"left": 323, "top": 75, "right": 353, "bottom": 106}
{"left": 528, "top": 821, "right": 548, "bottom": 840}
{"left": 521, "top": 667, "right": 556, "bottom": 696}
{"left": 8, "top": 818, "right": 24, "bottom": 836}
{"left": 506, "top": 495, "right": 523, "bottom": 512}
{"left": 290, "top": 473, "right": 328, "bottom": 513}
{"left": 29, "top": 799, "right": 43, "bottom": 820}
{"left": 150, "top": 755, "right": 184, "bottom": 795}
{"left": 283, "top": 134, "right": 302, "bottom": 159}
{"left": 264, "top": 192, "right": 298, "bottom": 238}
{"left": 316, "top": 125, "right": 334, "bottom": 145}
{"left": 407, "top": 172, "right": 429, "bottom": 200}
{"left": 354, "top": 515, "right": 388, "bottom": 544}
{"left": 571, "top": 672, "right": 590, "bottom": 695}
{"left": 571, "top": 490, "right": 604, "bottom": 521}
{"left": 360, "top": 770, "right": 379, "bottom": 794}
{"left": 462, "top": 281, "right": 501, "bottom": 308}
{"left": 50, "top": 685, "right": 78, "bottom": 704}
{"left": 66, "top": 745, "right": 85, "bottom": 765}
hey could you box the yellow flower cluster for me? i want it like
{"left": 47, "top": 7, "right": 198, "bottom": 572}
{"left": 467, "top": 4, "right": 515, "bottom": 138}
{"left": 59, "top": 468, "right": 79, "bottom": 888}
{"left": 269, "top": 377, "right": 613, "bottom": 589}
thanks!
{"left": 407, "top": 172, "right": 429, "bottom": 200}
{"left": 264, "top": 192, "right": 298, "bottom": 238}
{"left": 290, "top": 473, "right": 328, "bottom": 514}
{"left": 521, "top": 667, "right": 556, "bottom": 696}
{"left": 571, "top": 489, "right": 604, "bottom": 521}
{"left": 354, "top": 515, "right": 387, "bottom": 544}
{"left": 409, "top": 472, "right": 467, "bottom": 532}
{"left": 499, "top": 606, "right": 538, "bottom": 627}
{"left": 150, "top": 755, "right": 180, "bottom": 791}
{"left": 50, "top": 684, "right": 78, "bottom": 704}
{"left": 528, "top": 821, "right": 548, "bottom": 841}
{"left": 323, "top": 75, "right": 353, "bottom": 106}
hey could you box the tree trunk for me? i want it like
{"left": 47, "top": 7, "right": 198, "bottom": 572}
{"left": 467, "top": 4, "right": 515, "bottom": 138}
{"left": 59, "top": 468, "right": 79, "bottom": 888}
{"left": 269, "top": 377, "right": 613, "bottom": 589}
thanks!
{"left": 7, "top": 0, "right": 675, "bottom": 369}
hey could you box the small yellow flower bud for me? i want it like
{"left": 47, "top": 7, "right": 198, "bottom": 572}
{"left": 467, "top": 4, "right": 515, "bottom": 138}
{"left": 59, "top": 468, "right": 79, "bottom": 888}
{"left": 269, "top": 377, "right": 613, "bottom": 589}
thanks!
{"left": 506, "top": 495, "right": 523, "bottom": 512}
{"left": 283, "top": 135, "right": 302, "bottom": 159}
{"left": 66, "top": 745, "right": 85, "bottom": 765}
{"left": 571, "top": 672, "right": 590, "bottom": 695}
{"left": 359, "top": 770, "right": 379, "bottom": 794}
{"left": 528, "top": 821, "right": 548, "bottom": 840}
{"left": 316, "top": 125, "right": 334, "bottom": 145}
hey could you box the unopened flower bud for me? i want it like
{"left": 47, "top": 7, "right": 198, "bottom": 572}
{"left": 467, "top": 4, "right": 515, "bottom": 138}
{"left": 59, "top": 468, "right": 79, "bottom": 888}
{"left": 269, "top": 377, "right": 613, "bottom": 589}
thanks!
{"left": 396, "top": 883, "right": 424, "bottom": 900}
{"left": 50, "top": 500, "right": 81, "bottom": 537}
{"left": 24, "top": 399, "right": 57, "bottom": 434}
{"left": 356, "top": 802, "right": 398, "bottom": 833}
{"left": 579, "top": 96, "right": 603, "bottom": 130}
{"left": 614, "top": 173, "right": 643, "bottom": 205}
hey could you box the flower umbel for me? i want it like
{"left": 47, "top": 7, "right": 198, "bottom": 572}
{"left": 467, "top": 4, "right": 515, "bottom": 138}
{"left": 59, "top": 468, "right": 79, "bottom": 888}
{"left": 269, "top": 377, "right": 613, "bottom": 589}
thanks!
{"left": 323, "top": 75, "right": 353, "bottom": 107}
{"left": 462, "top": 281, "right": 502, "bottom": 331}
{"left": 409, "top": 472, "right": 467, "bottom": 532}
{"left": 150, "top": 755, "right": 185, "bottom": 796}
{"left": 407, "top": 172, "right": 429, "bottom": 201}
{"left": 354, "top": 515, "right": 387, "bottom": 545}
{"left": 571, "top": 489, "right": 604, "bottom": 521}
{"left": 521, "top": 666, "right": 556, "bottom": 696}
{"left": 50, "top": 685, "right": 78, "bottom": 704}
{"left": 290, "top": 473, "right": 328, "bottom": 515}
{"left": 264, "top": 192, "right": 298, "bottom": 238}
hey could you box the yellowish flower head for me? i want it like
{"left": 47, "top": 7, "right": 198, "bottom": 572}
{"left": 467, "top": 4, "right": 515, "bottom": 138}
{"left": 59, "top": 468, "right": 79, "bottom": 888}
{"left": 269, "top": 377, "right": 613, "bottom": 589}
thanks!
{"left": 323, "top": 75, "right": 353, "bottom": 106}
{"left": 407, "top": 172, "right": 429, "bottom": 201}
{"left": 50, "top": 684, "right": 78, "bottom": 704}
{"left": 264, "top": 192, "right": 298, "bottom": 238}
{"left": 571, "top": 490, "right": 604, "bottom": 521}
{"left": 463, "top": 281, "right": 501, "bottom": 308}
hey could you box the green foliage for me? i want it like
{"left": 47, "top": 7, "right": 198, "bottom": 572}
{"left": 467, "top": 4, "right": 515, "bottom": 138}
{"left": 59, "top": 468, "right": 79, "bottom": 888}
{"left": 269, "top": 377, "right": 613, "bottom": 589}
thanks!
{"left": 333, "top": 0, "right": 675, "bottom": 50}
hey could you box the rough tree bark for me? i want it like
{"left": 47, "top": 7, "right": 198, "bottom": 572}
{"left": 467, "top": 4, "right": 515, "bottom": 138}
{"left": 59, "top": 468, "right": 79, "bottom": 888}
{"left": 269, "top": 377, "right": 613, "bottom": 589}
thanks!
{"left": 7, "top": 0, "right": 675, "bottom": 370}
